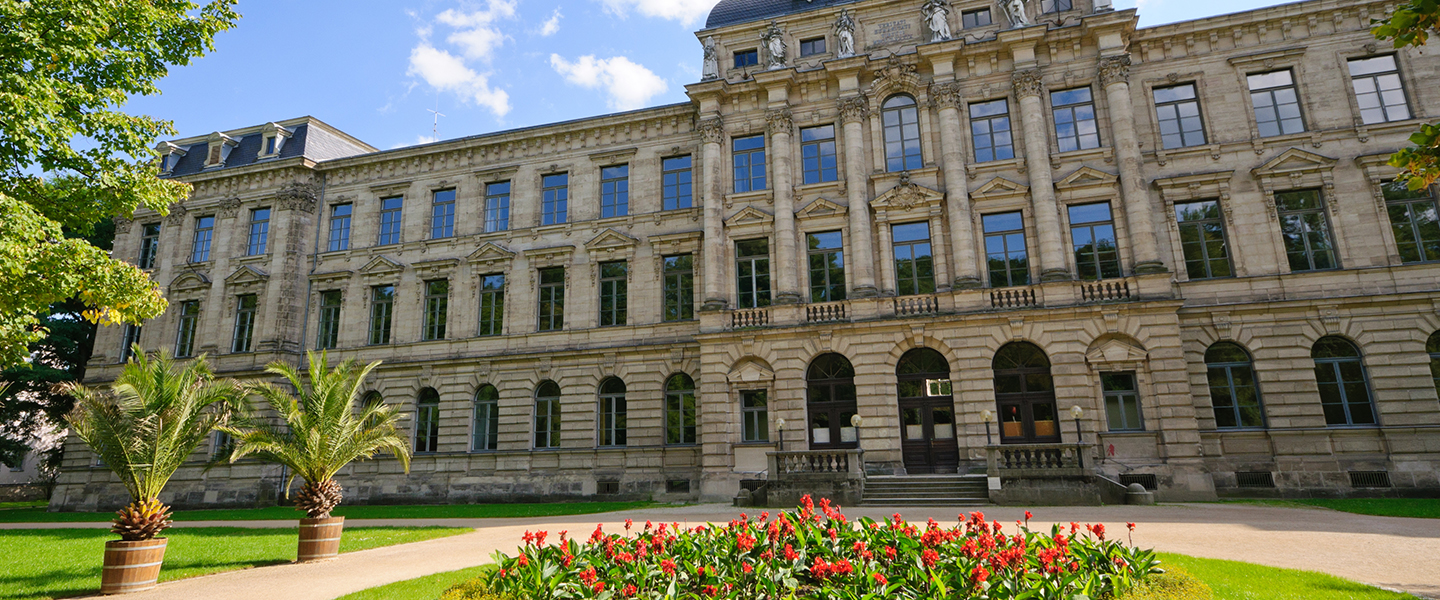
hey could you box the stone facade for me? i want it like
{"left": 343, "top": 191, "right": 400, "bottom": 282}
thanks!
{"left": 52, "top": 0, "right": 1440, "bottom": 510}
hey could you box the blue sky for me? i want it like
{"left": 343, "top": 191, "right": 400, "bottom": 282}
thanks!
{"left": 128, "top": 0, "right": 1296, "bottom": 151}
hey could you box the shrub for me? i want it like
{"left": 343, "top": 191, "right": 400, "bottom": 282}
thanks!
{"left": 1113, "top": 567, "right": 1211, "bottom": 600}
{"left": 440, "top": 577, "right": 509, "bottom": 600}
{"left": 487, "top": 496, "right": 1160, "bottom": 599}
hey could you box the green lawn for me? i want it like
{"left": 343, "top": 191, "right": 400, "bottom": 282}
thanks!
{"left": 1158, "top": 553, "right": 1418, "bottom": 600}
{"left": 1224, "top": 498, "right": 1440, "bottom": 519}
{"left": 337, "top": 565, "right": 495, "bottom": 600}
{"left": 0, "top": 501, "right": 47, "bottom": 510}
{"left": 0, "top": 501, "right": 654, "bottom": 523}
{"left": 0, "top": 526, "right": 470, "bottom": 600}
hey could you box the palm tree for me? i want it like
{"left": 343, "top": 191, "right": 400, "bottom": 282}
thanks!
{"left": 225, "top": 351, "right": 410, "bottom": 519}
{"left": 66, "top": 348, "right": 243, "bottom": 540}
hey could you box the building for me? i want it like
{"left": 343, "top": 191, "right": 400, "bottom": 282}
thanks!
{"left": 51, "top": 0, "right": 1440, "bottom": 510}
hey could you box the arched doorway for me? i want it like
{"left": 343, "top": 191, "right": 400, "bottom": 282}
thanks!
{"left": 896, "top": 348, "right": 958, "bottom": 474}
{"left": 806, "top": 353, "right": 858, "bottom": 449}
{"left": 993, "top": 342, "right": 1060, "bottom": 444}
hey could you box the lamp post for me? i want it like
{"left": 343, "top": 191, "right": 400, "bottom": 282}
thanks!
{"left": 776, "top": 418, "right": 786, "bottom": 452}
{"left": 1069, "top": 405, "right": 1085, "bottom": 469}
{"left": 981, "top": 409, "right": 994, "bottom": 446}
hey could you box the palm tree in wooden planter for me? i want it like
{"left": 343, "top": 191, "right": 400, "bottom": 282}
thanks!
{"left": 65, "top": 348, "right": 243, "bottom": 595}
{"left": 223, "top": 351, "right": 410, "bottom": 562}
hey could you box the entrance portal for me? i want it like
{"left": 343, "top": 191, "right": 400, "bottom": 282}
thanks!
{"left": 897, "top": 348, "right": 959, "bottom": 474}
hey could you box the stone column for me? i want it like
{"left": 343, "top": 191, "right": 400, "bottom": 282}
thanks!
{"left": 1013, "top": 69, "right": 1070, "bottom": 281}
{"left": 876, "top": 216, "right": 895, "bottom": 296}
{"left": 1100, "top": 55, "right": 1166, "bottom": 274}
{"left": 931, "top": 83, "right": 981, "bottom": 288}
{"left": 698, "top": 117, "right": 727, "bottom": 310}
{"left": 838, "top": 96, "right": 878, "bottom": 297}
{"left": 768, "top": 108, "right": 802, "bottom": 304}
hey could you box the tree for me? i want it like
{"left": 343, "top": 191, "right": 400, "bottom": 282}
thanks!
{"left": 65, "top": 349, "right": 243, "bottom": 540}
{"left": 0, "top": 0, "right": 240, "bottom": 368}
{"left": 1374, "top": 0, "right": 1440, "bottom": 190}
{"left": 225, "top": 352, "right": 411, "bottom": 519}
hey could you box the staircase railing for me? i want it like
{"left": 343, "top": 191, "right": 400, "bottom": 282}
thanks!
{"left": 767, "top": 449, "right": 865, "bottom": 480}
{"left": 985, "top": 443, "right": 1091, "bottom": 479}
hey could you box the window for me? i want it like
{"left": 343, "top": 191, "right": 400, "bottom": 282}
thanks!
{"left": 378, "top": 197, "right": 403, "bottom": 245}
{"left": 663, "top": 254, "right": 694, "bottom": 322}
{"left": 472, "top": 385, "right": 499, "bottom": 451}
{"left": 175, "top": 300, "right": 200, "bottom": 357}
{"left": 1041, "top": 0, "right": 1073, "bottom": 12}
{"left": 736, "top": 239, "right": 771, "bottom": 309}
{"left": 1175, "top": 200, "right": 1232, "bottom": 279}
{"left": 892, "top": 222, "right": 935, "bottom": 296}
{"left": 1428, "top": 331, "right": 1440, "bottom": 400}
{"left": 799, "top": 37, "right": 826, "bottom": 56}
{"left": 423, "top": 279, "right": 448, "bottom": 341}
{"left": 138, "top": 223, "right": 161, "bottom": 269}
{"left": 1248, "top": 70, "right": 1305, "bottom": 137}
{"left": 537, "top": 267, "right": 565, "bottom": 331}
{"left": 665, "top": 374, "right": 697, "bottom": 445}
{"left": 264, "top": 135, "right": 278, "bottom": 156}
{"left": 742, "top": 390, "right": 769, "bottom": 443}
{"left": 983, "top": 212, "right": 1030, "bottom": 287}
{"left": 993, "top": 342, "right": 1059, "bottom": 443}
{"left": 882, "top": 96, "right": 923, "bottom": 172}
{"left": 800, "top": 125, "right": 838, "bottom": 185}
{"left": 368, "top": 285, "right": 394, "bottom": 345}
{"left": 1312, "top": 337, "right": 1376, "bottom": 426}
{"left": 1205, "top": 342, "right": 1265, "bottom": 428}
{"left": 535, "top": 381, "right": 562, "bottom": 448}
{"left": 415, "top": 388, "right": 440, "bottom": 453}
{"left": 478, "top": 274, "right": 505, "bottom": 336}
{"left": 598, "top": 378, "right": 627, "bottom": 447}
{"left": 231, "top": 294, "right": 257, "bottom": 353}
{"left": 1276, "top": 189, "right": 1337, "bottom": 272}
{"left": 599, "top": 165, "right": 629, "bottom": 218}
{"left": 598, "top": 261, "right": 628, "bottom": 327}
{"left": 542, "top": 174, "right": 568, "bottom": 225}
{"left": 328, "top": 204, "right": 352, "bottom": 252}
{"left": 246, "top": 208, "right": 270, "bottom": 256}
{"left": 1069, "top": 202, "right": 1121, "bottom": 281}
{"left": 120, "top": 324, "right": 142, "bottom": 362}
{"left": 316, "top": 290, "right": 341, "bottom": 350}
{"left": 732, "top": 135, "right": 767, "bottom": 193}
{"left": 211, "top": 432, "right": 233, "bottom": 460}
{"left": 191, "top": 216, "right": 214, "bottom": 263}
{"left": 1153, "top": 84, "right": 1206, "bottom": 149}
{"left": 807, "top": 354, "right": 858, "bottom": 448}
{"left": 962, "top": 8, "right": 992, "bottom": 28}
{"left": 662, "top": 157, "right": 693, "bottom": 210}
{"left": 970, "top": 99, "right": 1015, "bottom": 163}
{"left": 806, "top": 231, "right": 845, "bottom": 302}
{"left": 485, "top": 182, "right": 511, "bottom": 232}
{"left": 1051, "top": 87, "right": 1100, "bottom": 152}
{"left": 1102, "top": 372, "right": 1142, "bottom": 431}
{"left": 1349, "top": 55, "right": 1410, "bottom": 124}
{"left": 431, "top": 189, "right": 456, "bottom": 239}
{"left": 734, "top": 49, "right": 759, "bottom": 68}
{"left": 1383, "top": 181, "right": 1440, "bottom": 263}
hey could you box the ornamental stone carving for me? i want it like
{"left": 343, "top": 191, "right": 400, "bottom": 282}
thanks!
{"left": 762, "top": 21, "right": 788, "bottom": 70}
{"left": 697, "top": 117, "right": 725, "bottom": 144}
{"left": 218, "top": 197, "right": 243, "bottom": 219}
{"left": 112, "top": 216, "right": 134, "bottom": 230}
{"left": 1002, "top": 0, "right": 1031, "bottom": 28}
{"left": 835, "top": 10, "right": 856, "bottom": 58}
{"left": 930, "top": 82, "right": 964, "bottom": 110}
{"left": 1012, "top": 69, "right": 1045, "bottom": 98}
{"left": 163, "top": 203, "right": 188, "bottom": 226}
{"left": 922, "top": 0, "right": 953, "bottom": 42}
{"left": 837, "top": 96, "right": 869, "bottom": 124}
{"left": 276, "top": 183, "right": 318, "bottom": 213}
{"left": 702, "top": 36, "right": 719, "bottom": 80}
{"left": 1098, "top": 55, "right": 1132, "bottom": 88}
{"left": 766, "top": 109, "right": 794, "bottom": 135}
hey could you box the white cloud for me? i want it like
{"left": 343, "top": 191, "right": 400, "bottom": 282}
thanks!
{"left": 550, "top": 54, "right": 669, "bottom": 111}
{"left": 435, "top": 0, "right": 516, "bottom": 61}
{"left": 408, "top": 44, "right": 511, "bottom": 117}
{"left": 539, "top": 8, "right": 562, "bottom": 36}
{"left": 597, "top": 0, "right": 720, "bottom": 25}
{"left": 391, "top": 135, "right": 441, "bottom": 150}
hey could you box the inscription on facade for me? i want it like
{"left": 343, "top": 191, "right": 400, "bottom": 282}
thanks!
{"left": 869, "top": 19, "right": 914, "bottom": 46}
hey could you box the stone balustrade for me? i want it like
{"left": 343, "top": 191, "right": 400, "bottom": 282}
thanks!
{"left": 986, "top": 443, "right": 1092, "bottom": 479}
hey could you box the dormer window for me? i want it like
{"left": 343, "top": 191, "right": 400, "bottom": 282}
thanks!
{"left": 203, "top": 132, "right": 239, "bottom": 169}
{"left": 257, "top": 123, "right": 292, "bottom": 159}
{"left": 155, "top": 141, "right": 187, "bottom": 175}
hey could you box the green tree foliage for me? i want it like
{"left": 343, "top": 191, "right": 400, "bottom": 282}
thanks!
{"left": 0, "top": 0, "right": 240, "bottom": 368}
{"left": 1374, "top": 0, "right": 1440, "bottom": 190}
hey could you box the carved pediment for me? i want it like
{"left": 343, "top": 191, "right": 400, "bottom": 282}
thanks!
{"left": 308, "top": 270, "right": 352, "bottom": 284}
{"left": 467, "top": 242, "right": 515, "bottom": 266}
{"left": 224, "top": 265, "right": 269, "bottom": 285}
{"left": 414, "top": 258, "right": 459, "bottom": 279}
{"left": 972, "top": 176, "right": 1030, "bottom": 200}
{"left": 585, "top": 228, "right": 638, "bottom": 251}
{"left": 360, "top": 255, "right": 405, "bottom": 276}
{"left": 169, "top": 271, "right": 211, "bottom": 293}
{"left": 871, "top": 179, "right": 944, "bottom": 212}
{"left": 1253, "top": 148, "right": 1337, "bottom": 177}
{"left": 523, "top": 245, "right": 575, "bottom": 268}
{"left": 1085, "top": 336, "right": 1149, "bottom": 366}
{"left": 797, "top": 197, "right": 847, "bottom": 219}
{"left": 727, "top": 359, "right": 775, "bottom": 384}
{"left": 1055, "top": 167, "right": 1118, "bottom": 191}
{"left": 725, "top": 206, "right": 774, "bottom": 227}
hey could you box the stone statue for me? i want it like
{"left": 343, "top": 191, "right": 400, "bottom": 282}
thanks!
{"left": 1003, "top": 0, "right": 1032, "bottom": 28}
{"left": 762, "top": 21, "right": 787, "bottom": 69}
{"left": 835, "top": 10, "right": 856, "bottom": 58}
{"left": 702, "top": 36, "right": 719, "bottom": 80}
{"left": 922, "top": 0, "right": 952, "bottom": 42}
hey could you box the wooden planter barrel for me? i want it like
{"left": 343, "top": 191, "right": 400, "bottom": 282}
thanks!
{"left": 101, "top": 538, "right": 168, "bottom": 595}
{"left": 297, "top": 516, "right": 345, "bottom": 562}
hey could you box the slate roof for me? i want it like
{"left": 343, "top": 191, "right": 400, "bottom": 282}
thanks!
{"left": 162, "top": 121, "right": 373, "bottom": 178}
{"left": 705, "top": 0, "right": 864, "bottom": 30}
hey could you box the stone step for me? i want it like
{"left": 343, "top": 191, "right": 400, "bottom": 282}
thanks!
{"left": 858, "top": 498, "right": 990, "bottom": 506}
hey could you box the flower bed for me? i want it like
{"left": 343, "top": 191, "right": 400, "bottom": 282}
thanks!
{"left": 480, "top": 496, "right": 1160, "bottom": 599}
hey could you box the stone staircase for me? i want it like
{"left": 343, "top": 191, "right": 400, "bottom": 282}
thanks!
{"left": 859, "top": 474, "right": 990, "bottom": 506}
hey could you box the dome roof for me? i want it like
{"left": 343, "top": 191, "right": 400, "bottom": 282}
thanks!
{"left": 704, "top": 0, "right": 862, "bottom": 30}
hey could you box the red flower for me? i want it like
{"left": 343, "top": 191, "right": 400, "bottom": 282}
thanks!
{"left": 783, "top": 544, "right": 798, "bottom": 561}
{"left": 1093, "top": 523, "right": 1106, "bottom": 541}
{"left": 696, "top": 566, "right": 706, "bottom": 577}
{"left": 921, "top": 548, "right": 940, "bottom": 568}
{"left": 578, "top": 567, "right": 598, "bottom": 585}
{"left": 743, "top": 562, "right": 753, "bottom": 573}
{"left": 702, "top": 585, "right": 719, "bottom": 596}
{"left": 621, "top": 583, "right": 637, "bottom": 597}
{"left": 873, "top": 572, "right": 888, "bottom": 585}
{"left": 884, "top": 546, "right": 897, "bottom": 561}
{"left": 516, "top": 554, "right": 528, "bottom": 567}
{"left": 971, "top": 566, "right": 990, "bottom": 584}
{"left": 1127, "top": 522, "right": 1136, "bottom": 531}
{"left": 660, "top": 558, "right": 677, "bottom": 575}
{"left": 592, "top": 581, "right": 605, "bottom": 594}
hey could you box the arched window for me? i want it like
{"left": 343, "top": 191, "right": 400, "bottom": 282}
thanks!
{"left": 535, "top": 381, "right": 562, "bottom": 448}
{"left": 1312, "top": 337, "right": 1376, "bottom": 426}
{"left": 415, "top": 388, "right": 440, "bottom": 453}
{"left": 807, "top": 353, "right": 858, "bottom": 449}
{"left": 665, "top": 374, "right": 696, "bottom": 445}
{"left": 599, "top": 377, "right": 628, "bottom": 447}
{"left": 993, "top": 342, "right": 1059, "bottom": 443}
{"left": 897, "top": 348, "right": 957, "bottom": 473}
{"left": 361, "top": 391, "right": 383, "bottom": 407}
{"left": 472, "top": 385, "right": 499, "bottom": 451}
{"left": 1204, "top": 342, "right": 1265, "bottom": 429}
{"left": 1428, "top": 331, "right": 1440, "bottom": 399}
{"left": 882, "top": 95, "right": 923, "bottom": 172}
